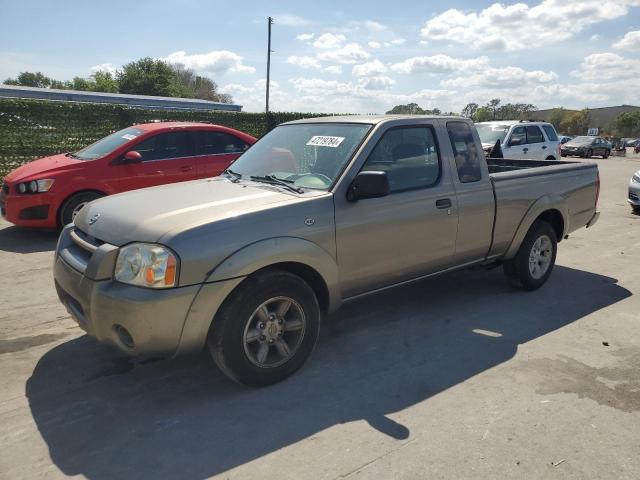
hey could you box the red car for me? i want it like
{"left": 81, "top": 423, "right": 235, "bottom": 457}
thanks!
{"left": 0, "top": 122, "right": 256, "bottom": 229}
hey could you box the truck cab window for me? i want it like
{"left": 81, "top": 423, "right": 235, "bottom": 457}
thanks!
{"left": 361, "top": 126, "right": 440, "bottom": 192}
{"left": 446, "top": 121, "right": 482, "bottom": 183}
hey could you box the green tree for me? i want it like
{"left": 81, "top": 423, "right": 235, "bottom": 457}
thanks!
{"left": 561, "top": 109, "right": 591, "bottom": 136}
{"left": 386, "top": 103, "right": 428, "bottom": 114}
{"left": 488, "top": 98, "right": 501, "bottom": 120}
{"left": 117, "top": 57, "right": 182, "bottom": 97}
{"left": 613, "top": 111, "right": 640, "bottom": 137}
{"left": 547, "top": 108, "right": 570, "bottom": 133}
{"left": 171, "top": 64, "right": 232, "bottom": 102}
{"left": 3, "top": 71, "right": 52, "bottom": 88}
{"left": 461, "top": 102, "right": 478, "bottom": 119}
{"left": 474, "top": 106, "right": 493, "bottom": 122}
{"left": 91, "top": 71, "right": 119, "bottom": 93}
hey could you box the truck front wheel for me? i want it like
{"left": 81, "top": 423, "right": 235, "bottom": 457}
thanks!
{"left": 503, "top": 220, "right": 557, "bottom": 290}
{"left": 208, "top": 269, "right": 320, "bottom": 386}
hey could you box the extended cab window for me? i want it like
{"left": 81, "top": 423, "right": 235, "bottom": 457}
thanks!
{"left": 446, "top": 122, "right": 482, "bottom": 183}
{"left": 197, "top": 131, "right": 249, "bottom": 155}
{"left": 361, "top": 126, "right": 440, "bottom": 192}
{"left": 526, "top": 126, "right": 544, "bottom": 144}
{"left": 131, "top": 132, "right": 192, "bottom": 161}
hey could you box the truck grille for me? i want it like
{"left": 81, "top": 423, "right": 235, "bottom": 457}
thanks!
{"left": 70, "top": 227, "right": 105, "bottom": 253}
{"left": 60, "top": 227, "right": 107, "bottom": 274}
{"left": 630, "top": 192, "right": 639, "bottom": 202}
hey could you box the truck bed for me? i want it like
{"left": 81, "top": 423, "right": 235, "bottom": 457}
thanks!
{"left": 485, "top": 157, "right": 599, "bottom": 259}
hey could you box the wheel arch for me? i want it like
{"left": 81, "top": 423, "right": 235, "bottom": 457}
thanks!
{"left": 56, "top": 189, "right": 108, "bottom": 227}
{"left": 504, "top": 196, "right": 568, "bottom": 260}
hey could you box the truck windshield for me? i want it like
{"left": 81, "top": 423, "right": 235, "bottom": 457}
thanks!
{"left": 476, "top": 125, "right": 510, "bottom": 145}
{"left": 228, "top": 123, "right": 371, "bottom": 190}
{"left": 72, "top": 127, "right": 145, "bottom": 160}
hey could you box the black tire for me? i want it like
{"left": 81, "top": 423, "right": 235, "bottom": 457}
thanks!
{"left": 632, "top": 205, "right": 640, "bottom": 215}
{"left": 208, "top": 269, "right": 320, "bottom": 386}
{"left": 503, "top": 220, "right": 557, "bottom": 290}
{"left": 603, "top": 150, "right": 609, "bottom": 159}
{"left": 59, "top": 191, "right": 104, "bottom": 227}
{"left": 586, "top": 149, "right": 593, "bottom": 158}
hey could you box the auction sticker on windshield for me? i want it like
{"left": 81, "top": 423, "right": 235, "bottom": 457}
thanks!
{"left": 306, "top": 136, "right": 345, "bottom": 148}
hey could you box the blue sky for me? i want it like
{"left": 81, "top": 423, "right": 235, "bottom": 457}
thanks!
{"left": 1, "top": 0, "right": 639, "bottom": 113}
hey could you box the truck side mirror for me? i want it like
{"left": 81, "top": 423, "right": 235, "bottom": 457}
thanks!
{"left": 347, "top": 171, "right": 390, "bottom": 202}
{"left": 508, "top": 137, "right": 522, "bottom": 146}
{"left": 123, "top": 150, "right": 143, "bottom": 164}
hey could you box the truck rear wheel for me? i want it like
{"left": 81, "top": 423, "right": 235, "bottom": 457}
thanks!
{"left": 207, "top": 269, "right": 320, "bottom": 386}
{"left": 503, "top": 220, "right": 557, "bottom": 290}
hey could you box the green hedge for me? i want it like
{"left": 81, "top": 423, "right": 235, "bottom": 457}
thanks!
{"left": 0, "top": 98, "right": 334, "bottom": 179}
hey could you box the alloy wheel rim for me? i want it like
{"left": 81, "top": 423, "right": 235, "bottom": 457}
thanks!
{"left": 528, "top": 235, "right": 552, "bottom": 279}
{"left": 243, "top": 296, "right": 306, "bottom": 368}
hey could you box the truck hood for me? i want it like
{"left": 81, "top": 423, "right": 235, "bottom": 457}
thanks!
{"left": 74, "top": 178, "right": 303, "bottom": 245}
{"left": 4, "top": 153, "right": 85, "bottom": 183}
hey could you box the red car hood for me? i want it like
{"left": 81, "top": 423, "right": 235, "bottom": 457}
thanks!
{"left": 4, "top": 153, "right": 86, "bottom": 183}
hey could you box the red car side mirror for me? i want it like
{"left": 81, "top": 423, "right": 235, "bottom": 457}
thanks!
{"left": 123, "top": 150, "right": 143, "bottom": 163}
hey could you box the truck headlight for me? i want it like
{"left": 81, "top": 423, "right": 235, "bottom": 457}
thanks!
{"left": 17, "top": 179, "right": 55, "bottom": 193}
{"left": 114, "top": 243, "right": 178, "bottom": 288}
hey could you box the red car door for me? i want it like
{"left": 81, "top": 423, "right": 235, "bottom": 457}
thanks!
{"left": 118, "top": 130, "right": 197, "bottom": 192}
{"left": 194, "top": 130, "right": 251, "bottom": 178}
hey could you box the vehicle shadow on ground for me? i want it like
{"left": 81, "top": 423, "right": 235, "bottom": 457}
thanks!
{"left": 0, "top": 225, "right": 58, "bottom": 253}
{"left": 26, "top": 265, "right": 630, "bottom": 479}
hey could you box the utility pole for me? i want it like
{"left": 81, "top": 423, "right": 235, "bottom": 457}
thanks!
{"left": 266, "top": 16, "right": 274, "bottom": 113}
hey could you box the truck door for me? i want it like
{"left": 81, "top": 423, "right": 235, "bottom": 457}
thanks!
{"left": 445, "top": 121, "right": 496, "bottom": 265}
{"left": 334, "top": 124, "right": 459, "bottom": 298}
{"left": 524, "top": 125, "right": 547, "bottom": 160}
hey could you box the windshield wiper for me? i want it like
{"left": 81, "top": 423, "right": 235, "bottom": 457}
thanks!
{"left": 223, "top": 168, "right": 242, "bottom": 182}
{"left": 250, "top": 175, "right": 304, "bottom": 193}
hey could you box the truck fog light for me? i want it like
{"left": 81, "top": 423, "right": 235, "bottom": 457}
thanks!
{"left": 113, "top": 324, "right": 135, "bottom": 348}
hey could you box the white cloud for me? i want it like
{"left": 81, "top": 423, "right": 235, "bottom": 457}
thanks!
{"left": 273, "top": 14, "right": 309, "bottom": 26}
{"left": 613, "top": 30, "right": 640, "bottom": 50}
{"left": 368, "top": 41, "right": 382, "bottom": 49}
{"left": 312, "top": 33, "right": 347, "bottom": 49}
{"left": 296, "top": 33, "right": 315, "bottom": 41}
{"left": 391, "top": 54, "right": 489, "bottom": 74}
{"left": 386, "top": 38, "right": 406, "bottom": 46}
{"left": 420, "top": 0, "right": 640, "bottom": 50}
{"left": 90, "top": 63, "right": 117, "bottom": 75}
{"left": 358, "top": 75, "right": 396, "bottom": 90}
{"left": 286, "top": 55, "right": 322, "bottom": 70}
{"left": 347, "top": 20, "right": 389, "bottom": 33}
{"left": 352, "top": 59, "right": 388, "bottom": 76}
{"left": 441, "top": 66, "right": 558, "bottom": 88}
{"left": 590, "top": 34, "right": 601, "bottom": 41}
{"left": 163, "top": 50, "right": 255, "bottom": 74}
{"left": 570, "top": 52, "right": 640, "bottom": 80}
{"left": 317, "top": 43, "right": 370, "bottom": 64}
{"left": 324, "top": 65, "right": 343, "bottom": 74}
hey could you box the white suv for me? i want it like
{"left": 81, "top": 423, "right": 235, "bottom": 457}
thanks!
{"left": 476, "top": 121, "right": 561, "bottom": 160}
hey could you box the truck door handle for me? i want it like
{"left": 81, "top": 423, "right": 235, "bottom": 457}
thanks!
{"left": 523, "top": 147, "right": 529, "bottom": 153}
{"left": 180, "top": 165, "right": 193, "bottom": 172}
{"left": 436, "top": 198, "right": 452, "bottom": 209}
{"left": 541, "top": 145, "right": 547, "bottom": 150}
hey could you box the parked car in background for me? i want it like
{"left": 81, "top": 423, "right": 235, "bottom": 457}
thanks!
{"left": 558, "top": 135, "right": 573, "bottom": 145}
{"left": 629, "top": 170, "right": 640, "bottom": 213}
{"left": 0, "top": 122, "right": 256, "bottom": 228}
{"left": 561, "top": 136, "right": 611, "bottom": 158}
{"left": 475, "top": 121, "right": 561, "bottom": 160}
{"left": 54, "top": 115, "right": 600, "bottom": 386}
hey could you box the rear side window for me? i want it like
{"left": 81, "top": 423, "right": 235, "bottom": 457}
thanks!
{"left": 361, "top": 126, "right": 440, "bottom": 192}
{"left": 542, "top": 125, "right": 558, "bottom": 141}
{"left": 526, "top": 126, "right": 544, "bottom": 144}
{"left": 196, "top": 131, "right": 249, "bottom": 155}
{"left": 446, "top": 122, "right": 482, "bottom": 183}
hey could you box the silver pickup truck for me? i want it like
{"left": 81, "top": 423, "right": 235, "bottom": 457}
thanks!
{"left": 53, "top": 115, "right": 600, "bottom": 386}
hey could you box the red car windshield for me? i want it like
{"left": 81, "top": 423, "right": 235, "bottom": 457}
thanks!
{"left": 72, "top": 127, "right": 145, "bottom": 160}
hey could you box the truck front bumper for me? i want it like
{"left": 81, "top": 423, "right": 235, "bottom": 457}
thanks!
{"left": 53, "top": 225, "right": 245, "bottom": 357}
